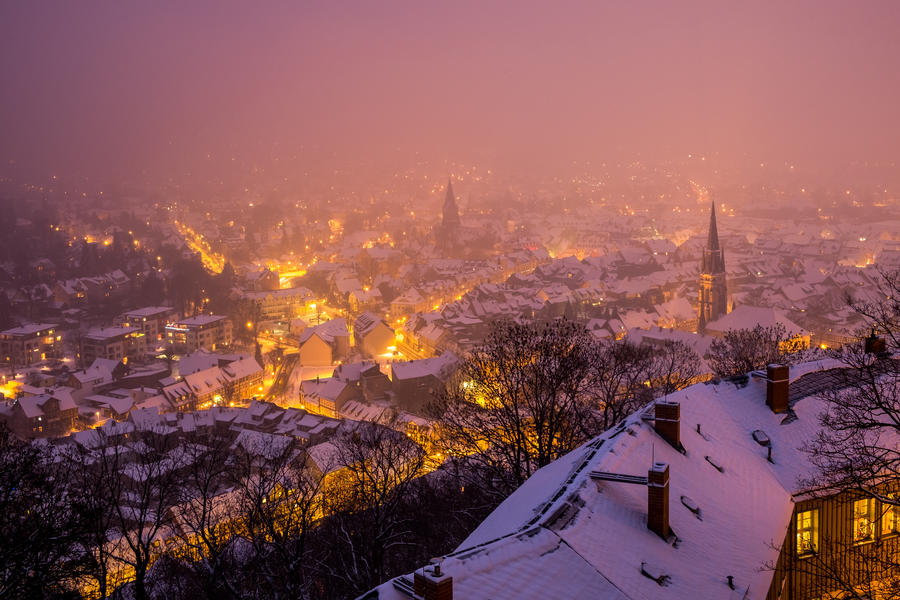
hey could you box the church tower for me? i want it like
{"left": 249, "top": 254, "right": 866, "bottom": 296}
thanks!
{"left": 442, "top": 178, "right": 461, "bottom": 229}
{"left": 698, "top": 201, "right": 727, "bottom": 331}
{"left": 437, "top": 178, "right": 461, "bottom": 254}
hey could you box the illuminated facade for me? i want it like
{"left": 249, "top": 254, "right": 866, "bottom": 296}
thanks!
{"left": 0, "top": 323, "right": 63, "bottom": 366}
{"left": 165, "top": 315, "right": 233, "bottom": 353}
{"left": 698, "top": 201, "right": 727, "bottom": 331}
{"left": 81, "top": 327, "right": 147, "bottom": 365}
{"left": 772, "top": 488, "right": 900, "bottom": 599}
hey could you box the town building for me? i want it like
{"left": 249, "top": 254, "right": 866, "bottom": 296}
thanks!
{"left": 298, "top": 318, "right": 350, "bottom": 366}
{"left": 238, "top": 287, "right": 314, "bottom": 321}
{"left": 160, "top": 355, "right": 263, "bottom": 412}
{"left": 123, "top": 306, "right": 174, "bottom": 342}
{"left": 390, "top": 352, "right": 459, "bottom": 413}
{"left": 165, "top": 315, "right": 233, "bottom": 353}
{"left": 353, "top": 312, "right": 396, "bottom": 358}
{"left": 81, "top": 327, "right": 147, "bottom": 365}
{"left": 0, "top": 323, "right": 62, "bottom": 366}
{"left": 4, "top": 389, "right": 78, "bottom": 438}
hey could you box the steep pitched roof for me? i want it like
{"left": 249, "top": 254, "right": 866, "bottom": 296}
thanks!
{"left": 372, "top": 360, "right": 850, "bottom": 600}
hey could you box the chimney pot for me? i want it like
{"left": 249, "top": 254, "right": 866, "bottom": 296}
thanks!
{"left": 648, "top": 462, "right": 670, "bottom": 539}
{"left": 654, "top": 401, "right": 680, "bottom": 448}
{"left": 414, "top": 566, "right": 453, "bottom": 600}
{"left": 766, "top": 364, "right": 789, "bottom": 413}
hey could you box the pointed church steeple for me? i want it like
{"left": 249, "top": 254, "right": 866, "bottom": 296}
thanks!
{"left": 698, "top": 200, "right": 727, "bottom": 331}
{"left": 443, "top": 178, "right": 461, "bottom": 229}
{"left": 706, "top": 201, "right": 720, "bottom": 251}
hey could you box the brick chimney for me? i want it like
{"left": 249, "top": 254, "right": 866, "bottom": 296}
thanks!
{"left": 647, "top": 462, "right": 670, "bottom": 539}
{"left": 654, "top": 401, "right": 680, "bottom": 448}
{"left": 414, "top": 564, "right": 453, "bottom": 600}
{"left": 865, "top": 331, "right": 887, "bottom": 355}
{"left": 766, "top": 364, "right": 789, "bottom": 413}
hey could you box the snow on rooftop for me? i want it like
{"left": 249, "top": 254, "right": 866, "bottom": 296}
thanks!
{"left": 390, "top": 352, "right": 459, "bottom": 381}
{"left": 705, "top": 305, "right": 807, "bottom": 337}
{"left": 176, "top": 314, "right": 227, "bottom": 327}
{"left": 373, "top": 360, "right": 851, "bottom": 600}
{"left": 0, "top": 322, "right": 58, "bottom": 336}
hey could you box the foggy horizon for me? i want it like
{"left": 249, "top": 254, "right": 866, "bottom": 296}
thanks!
{"left": 3, "top": 1, "right": 900, "bottom": 185}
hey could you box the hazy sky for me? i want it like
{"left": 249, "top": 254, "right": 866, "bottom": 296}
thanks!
{"left": 2, "top": 1, "right": 900, "bottom": 180}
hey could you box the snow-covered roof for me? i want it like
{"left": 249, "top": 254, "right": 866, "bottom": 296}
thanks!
{"left": 0, "top": 322, "right": 58, "bottom": 336}
{"left": 390, "top": 352, "right": 459, "bottom": 382}
{"left": 124, "top": 306, "right": 173, "bottom": 318}
{"left": 706, "top": 305, "right": 807, "bottom": 337}
{"left": 176, "top": 314, "right": 228, "bottom": 327}
{"left": 371, "top": 360, "right": 849, "bottom": 600}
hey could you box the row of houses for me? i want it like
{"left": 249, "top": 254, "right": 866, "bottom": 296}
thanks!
{"left": 1, "top": 350, "right": 263, "bottom": 439}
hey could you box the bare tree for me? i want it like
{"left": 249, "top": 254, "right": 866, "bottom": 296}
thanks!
{"left": 0, "top": 426, "right": 84, "bottom": 599}
{"left": 172, "top": 430, "right": 243, "bottom": 600}
{"left": 586, "top": 339, "right": 658, "bottom": 433}
{"left": 846, "top": 266, "right": 900, "bottom": 350}
{"left": 318, "top": 419, "right": 427, "bottom": 596}
{"left": 67, "top": 437, "right": 123, "bottom": 600}
{"left": 707, "top": 323, "right": 805, "bottom": 377}
{"left": 230, "top": 432, "right": 326, "bottom": 600}
{"left": 90, "top": 426, "right": 187, "bottom": 600}
{"left": 430, "top": 318, "right": 595, "bottom": 501}
{"left": 645, "top": 338, "right": 702, "bottom": 397}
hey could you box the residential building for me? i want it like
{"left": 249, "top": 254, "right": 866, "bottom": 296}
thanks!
{"left": 298, "top": 318, "right": 350, "bottom": 366}
{"left": 353, "top": 312, "right": 395, "bottom": 358}
{"left": 4, "top": 390, "right": 78, "bottom": 438}
{"left": 0, "top": 323, "right": 62, "bottom": 366}
{"left": 165, "top": 315, "right": 233, "bottom": 353}
{"left": 390, "top": 352, "right": 459, "bottom": 413}
{"left": 81, "top": 327, "right": 147, "bottom": 365}
{"left": 123, "top": 306, "right": 174, "bottom": 342}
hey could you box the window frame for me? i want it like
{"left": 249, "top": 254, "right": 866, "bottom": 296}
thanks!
{"left": 796, "top": 508, "right": 819, "bottom": 557}
{"left": 853, "top": 497, "right": 876, "bottom": 544}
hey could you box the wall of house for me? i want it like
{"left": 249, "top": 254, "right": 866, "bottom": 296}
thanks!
{"left": 770, "top": 489, "right": 900, "bottom": 600}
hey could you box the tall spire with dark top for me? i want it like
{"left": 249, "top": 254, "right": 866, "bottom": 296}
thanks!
{"left": 442, "top": 178, "right": 461, "bottom": 229}
{"left": 698, "top": 200, "right": 727, "bottom": 331}
{"left": 706, "top": 200, "right": 720, "bottom": 250}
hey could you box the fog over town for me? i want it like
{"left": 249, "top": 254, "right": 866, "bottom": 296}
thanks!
{"left": 1, "top": 2, "right": 900, "bottom": 600}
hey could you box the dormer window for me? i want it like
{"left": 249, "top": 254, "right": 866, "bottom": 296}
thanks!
{"left": 854, "top": 498, "right": 875, "bottom": 543}
{"left": 796, "top": 509, "right": 818, "bottom": 556}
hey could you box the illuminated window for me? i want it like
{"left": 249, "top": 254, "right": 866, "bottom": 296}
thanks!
{"left": 854, "top": 498, "right": 875, "bottom": 543}
{"left": 797, "top": 509, "right": 818, "bottom": 555}
{"left": 883, "top": 495, "right": 899, "bottom": 536}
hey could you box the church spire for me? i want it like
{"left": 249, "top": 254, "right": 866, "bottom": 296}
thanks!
{"left": 698, "top": 200, "right": 727, "bottom": 331}
{"left": 442, "top": 177, "right": 461, "bottom": 229}
{"left": 706, "top": 200, "right": 720, "bottom": 251}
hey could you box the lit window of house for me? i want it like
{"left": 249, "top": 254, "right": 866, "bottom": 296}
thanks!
{"left": 854, "top": 498, "right": 875, "bottom": 543}
{"left": 797, "top": 509, "right": 818, "bottom": 555}
{"left": 883, "top": 495, "right": 899, "bottom": 536}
